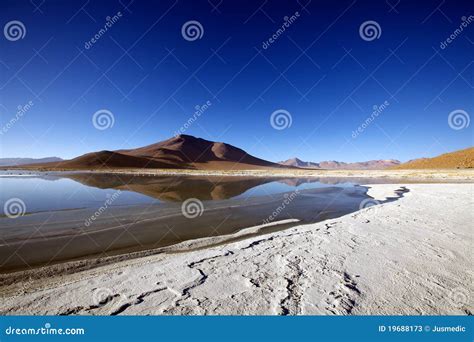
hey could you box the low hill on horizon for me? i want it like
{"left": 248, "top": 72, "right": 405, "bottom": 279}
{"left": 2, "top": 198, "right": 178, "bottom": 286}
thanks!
{"left": 0, "top": 157, "right": 63, "bottom": 167}
{"left": 279, "top": 157, "right": 401, "bottom": 170}
{"left": 391, "top": 147, "right": 474, "bottom": 169}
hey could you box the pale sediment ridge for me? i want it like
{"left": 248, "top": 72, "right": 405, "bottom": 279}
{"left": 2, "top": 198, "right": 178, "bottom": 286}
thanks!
{"left": 0, "top": 183, "right": 472, "bottom": 315}
{"left": 3, "top": 168, "right": 474, "bottom": 181}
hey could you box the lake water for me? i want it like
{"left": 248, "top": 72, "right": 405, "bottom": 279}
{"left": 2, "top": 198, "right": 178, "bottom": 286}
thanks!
{"left": 0, "top": 171, "right": 357, "bottom": 213}
{"left": 0, "top": 171, "right": 392, "bottom": 271}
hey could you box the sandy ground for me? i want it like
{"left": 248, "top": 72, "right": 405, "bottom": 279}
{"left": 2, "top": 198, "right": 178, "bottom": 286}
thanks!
{"left": 0, "top": 183, "right": 472, "bottom": 315}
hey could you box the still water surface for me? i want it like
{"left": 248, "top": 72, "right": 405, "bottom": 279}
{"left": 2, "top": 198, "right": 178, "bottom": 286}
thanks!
{"left": 0, "top": 171, "right": 387, "bottom": 271}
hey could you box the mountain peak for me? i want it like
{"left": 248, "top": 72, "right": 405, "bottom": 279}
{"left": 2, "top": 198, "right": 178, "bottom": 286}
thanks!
{"left": 173, "top": 134, "right": 198, "bottom": 140}
{"left": 22, "top": 135, "right": 282, "bottom": 171}
{"left": 279, "top": 158, "right": 320, "bottom": 168}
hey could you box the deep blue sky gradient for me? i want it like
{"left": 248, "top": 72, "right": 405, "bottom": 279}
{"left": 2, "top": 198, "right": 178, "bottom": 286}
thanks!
{"left": 0, "top": 0, "right": 473, "bottom": 162}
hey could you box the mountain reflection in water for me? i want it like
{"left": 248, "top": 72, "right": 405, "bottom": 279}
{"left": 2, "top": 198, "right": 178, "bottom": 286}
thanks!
{"left": 0, "top": 172, "right": 383, "bottom": 271}
{"left": 63, "top": 173, "right": 357, "bottom": 202}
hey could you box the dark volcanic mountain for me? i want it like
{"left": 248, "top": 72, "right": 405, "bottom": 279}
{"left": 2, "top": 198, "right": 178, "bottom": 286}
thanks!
{"left": 18, "top": 135, "right": 283, "bottom": 170}
{"left": 116, "top": 135, "right": 279, "bottom": 169}
{"left": 280, "top": 158, "right": 401, "bottom": 170}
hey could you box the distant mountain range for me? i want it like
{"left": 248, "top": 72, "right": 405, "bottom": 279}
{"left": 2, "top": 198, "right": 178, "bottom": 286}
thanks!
{"left": 0, "top": 157, "right": 62, "bottom": 167}
{"left": 2, "top": 136, "right": 472, "bottom": 170}
{"left": 391, "top": 147, "right": 473, "bottom": 169}
{"left": 279, "top": 157, "right": 401, "bottom": 170}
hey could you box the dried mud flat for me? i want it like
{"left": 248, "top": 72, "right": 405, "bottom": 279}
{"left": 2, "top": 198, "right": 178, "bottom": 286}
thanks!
{"left": 0, "top": 183, "right": 472, "bottom": 315}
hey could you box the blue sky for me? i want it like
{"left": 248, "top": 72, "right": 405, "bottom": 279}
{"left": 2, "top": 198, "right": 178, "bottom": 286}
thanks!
{"left": 0, "top": 0, "right": 472, "bottom": 162}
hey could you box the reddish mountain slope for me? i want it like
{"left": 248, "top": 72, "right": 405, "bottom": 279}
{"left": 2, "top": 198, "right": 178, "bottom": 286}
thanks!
{"left": 392, "top": 147, "right": 474, "bottom": 169}
{"left": 17, "top": 135, "right": 283, "bottom": 170}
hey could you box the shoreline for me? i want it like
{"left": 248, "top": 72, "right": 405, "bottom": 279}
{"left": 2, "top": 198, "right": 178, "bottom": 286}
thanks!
{"left": 1, "top": 167, "right": 474, "bottom": 181}
{"left": 0, "top": 185, "right": 372, "bottom": 274}
{"left": 1, "top": 183, "right": 472, "bottom": 315}
{"left": 0, "top": 183, "right": 409, "bottom": 280}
